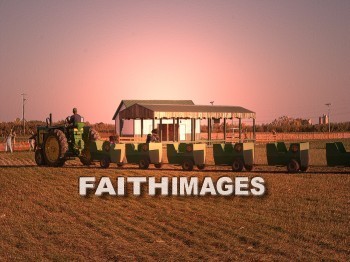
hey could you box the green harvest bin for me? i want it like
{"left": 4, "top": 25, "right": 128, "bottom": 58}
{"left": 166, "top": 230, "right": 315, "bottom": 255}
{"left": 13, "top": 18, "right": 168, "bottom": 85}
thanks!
{"left": 326, "top": 142, "right": 350, "bottom": 166}
{"left": 213, "top": 142, "right": 255, "bottom": 172}
{"left": 88, "top": 140, "right": 125, "bottom": 168}
{"left": 266, "top": 142, "right": 309, "bottom": 173}
{"left": 167, "top": 143, "right": 206, "bottom": 171}
{"left": 125, "top": 143, "right": 163, "bottom": 169}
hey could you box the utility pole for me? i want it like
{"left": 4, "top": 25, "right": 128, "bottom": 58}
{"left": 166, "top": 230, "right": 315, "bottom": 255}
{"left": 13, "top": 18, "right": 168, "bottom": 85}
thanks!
{"left": 21, "top": 93, "right": 27, "bottom": 135}
{"left": 325, "top": 103, "right": 331, "bottom": 133}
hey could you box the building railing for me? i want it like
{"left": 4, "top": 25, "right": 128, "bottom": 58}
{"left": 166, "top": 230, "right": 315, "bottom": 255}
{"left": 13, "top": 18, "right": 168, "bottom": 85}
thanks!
{"left": 120, "top": 132, "right": 350, "bottom": 144}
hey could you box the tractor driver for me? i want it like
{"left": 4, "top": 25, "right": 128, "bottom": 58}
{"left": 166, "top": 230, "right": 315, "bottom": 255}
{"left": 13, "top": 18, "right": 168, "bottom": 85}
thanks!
{"left": 68, "top": 108, "right": 82, "bottom": 127}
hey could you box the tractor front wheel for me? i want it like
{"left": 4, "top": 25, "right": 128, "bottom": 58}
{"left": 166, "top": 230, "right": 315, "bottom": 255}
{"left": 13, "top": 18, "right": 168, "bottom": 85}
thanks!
{"left": 43, "top": 129, "right": 68, "bottom": 167}
{"left": 57, "top": 159, "right": 66, "bottom": 167}
{"left": 35, "top": 149, "right": 46, "bottom": 166}
{"left": 80, "top": 148, "right": 92, "bottom": 166}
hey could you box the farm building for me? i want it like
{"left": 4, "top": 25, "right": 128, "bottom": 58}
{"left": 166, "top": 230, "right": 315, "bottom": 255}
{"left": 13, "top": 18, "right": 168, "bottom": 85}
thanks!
{"left": 112, "top": 100, "right": 256, "bottom": 142}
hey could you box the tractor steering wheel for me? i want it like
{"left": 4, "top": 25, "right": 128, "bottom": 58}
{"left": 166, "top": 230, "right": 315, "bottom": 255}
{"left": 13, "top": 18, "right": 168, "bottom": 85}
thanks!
{"left": 64, "top": 116, "right": 71, "bottom": 127}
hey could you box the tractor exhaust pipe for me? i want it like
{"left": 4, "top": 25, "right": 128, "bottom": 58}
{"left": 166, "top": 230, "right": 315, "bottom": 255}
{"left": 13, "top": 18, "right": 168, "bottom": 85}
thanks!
{"left": 46, "top": 113, "right": 53, "bottom": 127}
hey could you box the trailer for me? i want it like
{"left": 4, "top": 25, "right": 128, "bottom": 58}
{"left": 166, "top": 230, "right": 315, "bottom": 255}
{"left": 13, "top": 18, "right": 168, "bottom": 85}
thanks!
{"left": 167, "top": 143, "right": 206, "bottom": 171}
{"left": 125, "top": 143, "right": 163, "bottom": 169}
{"left": 326, "top": 142, "right": 350, "bottom": 166}
{"left": 87, "top": 140, "right": 125, "bottom": 168}
{"left": 266, "top": 142, "right": 309, "bottom": 173}
{"left": 213, "top": 142, "right": 254, "bottom": 172}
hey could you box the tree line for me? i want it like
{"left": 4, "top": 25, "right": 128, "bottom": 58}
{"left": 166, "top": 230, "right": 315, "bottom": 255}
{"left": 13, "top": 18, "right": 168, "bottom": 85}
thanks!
{"left": 0, "top": 120, "right": 114, "bottom": 137}
{"left": 1, "top": 116, "right": 349, "bottom": 138}
{"left": 201, "top": 116, "right": 350, "bottom": 133}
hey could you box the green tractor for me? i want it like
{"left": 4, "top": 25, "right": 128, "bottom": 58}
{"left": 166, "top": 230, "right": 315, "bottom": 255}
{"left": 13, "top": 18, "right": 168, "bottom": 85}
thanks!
{"left": 34, "top": 114, "right": 99, "bottom": 167}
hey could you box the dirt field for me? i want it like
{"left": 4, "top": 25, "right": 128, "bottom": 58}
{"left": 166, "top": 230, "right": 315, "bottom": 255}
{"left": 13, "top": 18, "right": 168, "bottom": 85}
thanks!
{"left": 0, "top": 142, "right": 349, "bottom": 261}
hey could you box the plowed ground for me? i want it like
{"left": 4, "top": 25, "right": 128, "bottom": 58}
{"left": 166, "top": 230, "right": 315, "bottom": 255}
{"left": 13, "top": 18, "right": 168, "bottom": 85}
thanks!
{"left": 0, "top": 142, "right": 349, "bottom": 261}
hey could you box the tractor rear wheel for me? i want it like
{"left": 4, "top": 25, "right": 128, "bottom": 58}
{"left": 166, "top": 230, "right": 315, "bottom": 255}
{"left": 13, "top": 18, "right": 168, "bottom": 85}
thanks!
{"left": 287, "top": 159, "right": 300, "bottom": 173}
{"left": 57, "top": 159, "right": 66, "bottom": 167}
{"left": 35, "top": 149, "right": 46, "bottom": 166}
{"left": 43, "top": 129, "right": 68, "bottom": 167}
{"left": 232, "top": 159, "right": 244, "bottom": 172}
{"left": 89, "top": 128, "right": 100, "bottom": 141}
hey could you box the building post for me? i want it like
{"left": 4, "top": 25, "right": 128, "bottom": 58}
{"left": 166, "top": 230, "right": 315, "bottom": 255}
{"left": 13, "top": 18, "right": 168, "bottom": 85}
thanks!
{"left": 159, "top": 118, "right": 163, "bottom": 141}
{"left": 253, "top": 118, "right": 256, "bottom": 141}
{"left": 223, "top": 118, "right": 227, "bottom": 142}
{"left": 166, "top": 123, "right": 169, "bottom": 141}
{"left": 141, "top": 118, "right": 144, "bottom": 138}
{"left": 193, "top": 118, "right": 196, "bottom": 142}
{"left": 208, "top": 118, "right": 211, "bottom": 144}
{"left": 238, "top": 118, "right": 242, "bottom": 142}
{"left": 177, "top": 117, "right": 180, "bottom": 141}
{"left": 173, "top": 117, "right": 176, "bottom": 142}
{"left": 119, "top": 119, "right": 123, "bottom": 136}
{"left": 21, "top": 93, "right": 26, "bottom": 135}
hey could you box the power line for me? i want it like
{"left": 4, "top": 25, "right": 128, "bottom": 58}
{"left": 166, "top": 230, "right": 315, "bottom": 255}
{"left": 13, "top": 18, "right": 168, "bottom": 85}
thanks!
{"left": 21, "top": 93, "right": 27, "bottom": 134}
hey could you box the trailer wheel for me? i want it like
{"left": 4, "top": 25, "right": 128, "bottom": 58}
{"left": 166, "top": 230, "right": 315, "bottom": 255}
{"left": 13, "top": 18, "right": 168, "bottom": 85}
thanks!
{"left": 35, "top": 149, "right": 46, "bottom": 166}
{"left": 245, "top": 165, "right": 254, "bottom": 172}
{"left": 197, "top": 164, "right": 205, "bottom": 170}
{"left": 182, "top": 159, "right": 194, "bottom": 171}
{"left": 232, "top": 159, "right": 244, "bottom": 172}
{"left": 287, "top": 159, "right": 300, "bottom": 173}
{"left": 100, "top": 158, "right": 110, "bottom": 168}
{"left": 300, "top": 166, "right": 308, "bottom": 172}
{"left": 154, "top": 163, "right": 162, "bottom": 169}
{"left": 139, "top": 158, "right": 150, "bottom": 169}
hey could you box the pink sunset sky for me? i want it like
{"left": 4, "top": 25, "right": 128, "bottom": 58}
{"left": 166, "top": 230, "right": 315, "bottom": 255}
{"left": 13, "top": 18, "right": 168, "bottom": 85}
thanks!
{"left": 0, "top": 0, "right": 349, "bottom": 124}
